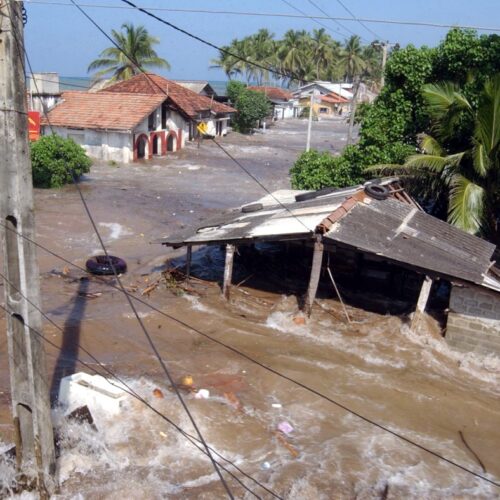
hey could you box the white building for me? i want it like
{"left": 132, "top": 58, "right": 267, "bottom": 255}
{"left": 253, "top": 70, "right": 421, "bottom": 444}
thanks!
{"left": 42, "top": 73, "right": 235, "bottom": 163}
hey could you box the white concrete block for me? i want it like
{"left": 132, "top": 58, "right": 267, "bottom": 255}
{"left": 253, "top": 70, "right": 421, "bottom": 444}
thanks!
{"left": 58, "top": 372, "right": 128, "bottom": 417}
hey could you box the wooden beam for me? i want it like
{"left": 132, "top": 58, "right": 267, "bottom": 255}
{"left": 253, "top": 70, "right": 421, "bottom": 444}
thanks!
{"left": 185, "top": 245, "right": 192, "bottom": 279}
{"left": 411, "top": 275, "right": 433, "bottom": 330}
{"left": 223, "top": 244, "right": 235, "bottom": 300}
{"left": 305, "top": 236, "right": 324, "bottom": 316}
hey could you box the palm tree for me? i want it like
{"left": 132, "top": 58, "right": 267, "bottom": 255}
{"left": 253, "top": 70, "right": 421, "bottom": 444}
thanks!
{"left": 278, "top": 30, "right": 310, "bottom": 85}
{"left": 338, "top": 35, "right": 366, "bottom": 82}
{"left": 88, "top": 23, "right": 170, "bottom": 81}
{"left": 310, "top": 29, "right": 338, "bottom": 80}
{"left": 378, "top": 76, "right": 500, "bottom": 240}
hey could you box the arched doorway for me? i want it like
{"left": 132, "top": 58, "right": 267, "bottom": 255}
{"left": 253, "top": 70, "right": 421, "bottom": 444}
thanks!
{"left": 135, "top": 134, "right": 149, "bottom": 159}
{"left": 152, "top": 135, "right": 160, "bottom": 155}
{"left": 167, "top": 132, "right": 176, "bottom": 152}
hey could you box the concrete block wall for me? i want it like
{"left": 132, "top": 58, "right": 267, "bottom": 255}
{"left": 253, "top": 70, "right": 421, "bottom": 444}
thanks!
{"left": 446, "top": 284, "right": 500, "bottom": 356}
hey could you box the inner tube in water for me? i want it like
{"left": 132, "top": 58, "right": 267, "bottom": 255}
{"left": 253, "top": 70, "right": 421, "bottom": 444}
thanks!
{"left": 86, "top": 255, "right": 127, "bottom": 275}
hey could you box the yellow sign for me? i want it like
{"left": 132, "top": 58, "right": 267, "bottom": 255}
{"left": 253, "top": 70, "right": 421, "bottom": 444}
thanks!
{"left": 197, "top": 122, "right": 209, "bottom": 135}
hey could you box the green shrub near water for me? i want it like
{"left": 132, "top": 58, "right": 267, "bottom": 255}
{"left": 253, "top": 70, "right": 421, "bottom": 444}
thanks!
{"left": 31, "top": 135, "right": 92, "bottom": 188}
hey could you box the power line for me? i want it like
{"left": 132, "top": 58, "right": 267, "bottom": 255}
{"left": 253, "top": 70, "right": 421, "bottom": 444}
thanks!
{"left": 2, "top": 222, "right": 499, "bottom": 491}
{"left": 11, "top": 14, "right": 234, "bottom": 499}
{"left": 305, "top": 0, "right": 366, "bottom": 40}
{"left": 334, "top": 0, "right": 382, "bottom": 39}
{"left": 0, "top": 293, "right": 280, "bottom": 499}
{"left": 13, "top": 0, "right": 500, "bottom": 488}
{"left": 279, "top": 0, "right": 356, "bottom": 40}
{"left": 19, "top": 0, "right": 500, "bottom": 33}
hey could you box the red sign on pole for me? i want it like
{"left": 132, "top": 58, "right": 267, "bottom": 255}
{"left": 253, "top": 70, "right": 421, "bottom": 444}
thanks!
{"left": 28, "top": 111, "right": 40, "bottom": 141}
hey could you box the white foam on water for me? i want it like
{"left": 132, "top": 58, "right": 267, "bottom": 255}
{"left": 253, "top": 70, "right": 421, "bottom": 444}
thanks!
{"left": 98, "top": 222, "right": 133, "bottom": 241}
{"left": 182, "top": 294, "right": 214, "bottom": 313}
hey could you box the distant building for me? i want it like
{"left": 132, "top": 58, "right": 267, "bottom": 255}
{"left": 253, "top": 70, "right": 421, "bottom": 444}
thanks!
{"left": 175, "top": 80, "right": 217, "bottom": 98}
{"left": 248, "top": 86, "right": 300, "bottom": 120}
{"left": 42, "top": 73, "right": 235, "bottom": 163}
{"left": 103, "top": 73, "right": 235, "bottom": 141}
{"left": 27, "top": 72, "right": 62, "bottom": 113}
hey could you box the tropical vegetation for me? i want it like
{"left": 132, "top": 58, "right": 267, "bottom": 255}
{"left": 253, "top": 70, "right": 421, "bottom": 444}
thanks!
{"left": 31, "top": 135, "right": 92, "bottom": 188}
{"left": 378, "top": 76, "right": 500, "bottom": 241}
{"left": 291, "top": 29, "right": 500, "bottom": 242}
{"left": 88, "top": 23, "right": 170, "bottom": 81}
{"left": 211, "top": 29, "right": 382, "bottom": 86}
{"left": 227, "top": 81, "right": 272, "bottom": 133}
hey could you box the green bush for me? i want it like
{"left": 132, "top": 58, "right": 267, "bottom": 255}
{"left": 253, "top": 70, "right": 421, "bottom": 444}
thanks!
{"left": 31, "top": 135, "right": 92, "bottom": 188}
{"left": 290, "top": 147, "right": 366, "bottom": 190}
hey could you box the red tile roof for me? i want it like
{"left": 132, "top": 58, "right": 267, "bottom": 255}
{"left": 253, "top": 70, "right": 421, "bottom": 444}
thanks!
{"left": 42, "top": 91, "right": 167, "bottom": 131}
{"left": 248, "top": 86, "right": 293, "bottom": 101}
{"left": 103, "top": 73, "right": 235, "bottom": 117}
{"left": 321, "top": 92, "right": 349, "bottom": 104}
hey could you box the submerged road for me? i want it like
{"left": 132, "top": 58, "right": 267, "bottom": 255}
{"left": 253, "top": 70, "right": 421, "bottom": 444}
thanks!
{"left": 1, "top": 118, "right": 500, "bottom": 499}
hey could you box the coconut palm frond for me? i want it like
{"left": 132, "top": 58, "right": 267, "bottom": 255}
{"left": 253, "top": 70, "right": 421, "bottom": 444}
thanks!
{"left": 448, "top": 174, "right": 485, "bottom": 234}
{"left": 418, "top": 134, "right": 444, "bottom": 156}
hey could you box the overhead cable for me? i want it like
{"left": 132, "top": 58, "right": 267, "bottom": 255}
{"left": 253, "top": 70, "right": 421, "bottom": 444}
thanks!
{"left": 10, "top": 13, "right": 234, "bottom": 498}
{"left": 18, "top": 0, "right": 500, "bottom": 33}
{"left": 2, "top": 221, "right": 499, "bottom": 491}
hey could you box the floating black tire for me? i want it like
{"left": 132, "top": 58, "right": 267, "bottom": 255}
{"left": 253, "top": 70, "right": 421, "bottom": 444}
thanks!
{"left": 294, "top": 186, "right": 337, "bottom": 202}
{"left": 86, "top": 255, "right": 127, "bottom": 276}
{"left": 241, "top": 203, "right": 263, "bottom": 213}
{"left": 364, "top": 183, "right": 390, "bottom": 201}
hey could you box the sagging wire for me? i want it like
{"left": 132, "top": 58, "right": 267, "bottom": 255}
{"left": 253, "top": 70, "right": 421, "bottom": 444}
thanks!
{"left": 0, "top": 271, "right": 282, "bottom": 499}
{"left": 2, "top": 221, "right": 500, "bottom": 491}
{"left": 10, "top": 14, "right": 233, "bottom": 500}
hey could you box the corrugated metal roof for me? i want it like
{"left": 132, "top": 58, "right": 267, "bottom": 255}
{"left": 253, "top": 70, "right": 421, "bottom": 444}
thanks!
{"left": 159, "top": 183, "right": 500, "bottom": 291}
{"left": 324, "top": 197, "right": 498, "bottom": 289}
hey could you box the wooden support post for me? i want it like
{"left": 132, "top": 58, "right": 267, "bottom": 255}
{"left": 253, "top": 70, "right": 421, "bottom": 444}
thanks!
{"left": 185, "top": 245, "right": 192, "bottom": 280}
{"left": 411, "top": 276, "right": 433, "bottom": 330}
{"left": 0, "top": 0, "right": 55, "bottom": 490}
{"left": 223, "top": 244, "right": 235, "bottom": 300}
{"left": 305, "top": 236, "right": 324, "bottom": 316}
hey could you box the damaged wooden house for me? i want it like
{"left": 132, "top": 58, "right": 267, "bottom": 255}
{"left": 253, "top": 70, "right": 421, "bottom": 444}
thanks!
{"left": 159, "top": 179, "right": 500, "bottom": 357}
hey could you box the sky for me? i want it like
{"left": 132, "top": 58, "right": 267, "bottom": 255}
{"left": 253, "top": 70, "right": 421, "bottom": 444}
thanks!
{"left": 23, "top": 0, "right": 500, "bottom": 82}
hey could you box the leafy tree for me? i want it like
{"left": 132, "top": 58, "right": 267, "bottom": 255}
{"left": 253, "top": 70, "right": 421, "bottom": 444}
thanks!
{"left": 290, "top": 147, "right": 366, "bottom": 190}
{"left": 210, "top": 29, "right": 380, "bottom": 87}
{"left": 382, "top": 77, "right": 500, "bottom": 241}
{"left": 338, "top": 35, "right": 366, "bottom": 83}
{"left": 232, "top": 88, "right": 272, "bottom": 133}
{"left": 88, "top": 23, "right": 170, "bottom": 81}
{"left": 227, "top": 80, "right": 247, "bottom": 104}
{"left": 31, "top": 135, "right": 92, "bottom": 188}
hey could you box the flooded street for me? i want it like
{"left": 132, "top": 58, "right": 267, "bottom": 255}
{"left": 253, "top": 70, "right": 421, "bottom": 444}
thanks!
{"left": 1, "top": 118, "right": 500, "bottom": 499}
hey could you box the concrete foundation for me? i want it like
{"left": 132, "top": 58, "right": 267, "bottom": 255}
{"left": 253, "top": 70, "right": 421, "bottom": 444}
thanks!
{"left": 446, "top": 284, "right": 500, "bottom": 356}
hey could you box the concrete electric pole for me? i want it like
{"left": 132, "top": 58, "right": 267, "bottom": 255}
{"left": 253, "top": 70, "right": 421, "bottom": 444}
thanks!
{"left": 0, "top": 0, "right": 56, "bottom": 494}
{"left": 372, "top": 40, "right": 396, "bottom": 88}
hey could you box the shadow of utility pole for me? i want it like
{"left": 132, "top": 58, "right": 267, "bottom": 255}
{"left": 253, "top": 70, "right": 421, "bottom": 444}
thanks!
{"left": 50, "top": 278, "right": 89, "bottom": 403}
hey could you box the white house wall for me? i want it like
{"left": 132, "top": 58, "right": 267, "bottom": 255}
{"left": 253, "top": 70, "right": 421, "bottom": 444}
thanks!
{"left": 43, "top": 126, "right": 133, "bottom": 163}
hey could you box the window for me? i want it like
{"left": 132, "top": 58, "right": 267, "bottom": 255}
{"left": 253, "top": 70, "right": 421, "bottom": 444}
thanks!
{"left": 319, "top": 107, "right": 329, "bottom": 114}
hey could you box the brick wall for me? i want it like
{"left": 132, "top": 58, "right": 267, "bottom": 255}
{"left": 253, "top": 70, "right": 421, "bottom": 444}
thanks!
{"left": 446, "top": 284, "right": 500, "bottom": 356}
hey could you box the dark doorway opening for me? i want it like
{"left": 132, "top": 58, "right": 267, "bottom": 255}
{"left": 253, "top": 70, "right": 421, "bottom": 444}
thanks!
{"left": 137, "top": 137, "right": 147, "bottom": 159}
{"left": 167, "top": 133, "right": 175, "bottom": 152}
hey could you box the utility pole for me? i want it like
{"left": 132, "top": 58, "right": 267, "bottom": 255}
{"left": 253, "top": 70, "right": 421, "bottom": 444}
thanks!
{"left": 0, "top": 0, "right": 56, "bottom": 495}
{"left": 305, "top": 92, "right": 313, "bottom": 152}
{"left": 346, "top": 78, "right": 360, "bottom": 146}
{"left": 306, "top": 89, "right": 320, "bottom": 152}
{"left": 372, "top": 40, "right": 396, "bottom": 88}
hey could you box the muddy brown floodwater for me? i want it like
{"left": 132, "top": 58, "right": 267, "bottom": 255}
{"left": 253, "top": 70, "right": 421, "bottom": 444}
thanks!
{"left": 1, "top": 118, "right": 500, "bottom": 499}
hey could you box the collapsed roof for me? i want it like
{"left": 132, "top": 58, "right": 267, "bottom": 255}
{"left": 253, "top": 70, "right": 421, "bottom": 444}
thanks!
{"left": 159, "top": 180, "right": 500, "bottom": 292}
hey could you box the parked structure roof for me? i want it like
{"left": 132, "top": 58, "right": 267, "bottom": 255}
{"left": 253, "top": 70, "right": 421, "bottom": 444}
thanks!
{"left": 159, "top": 181, "right": 500, "bottom": 292}
{"left": 175, "top": 80, "right": 217, "bottom": 97}
{"left": 293, "top": 81, "right": 354, "bottom": 100}
{"left": 41, "top": 91, "right": 167, "bottom": 131}
{"left": 248, "top": 86, "right": 294, "bottom": 102}
{"left": 103, "top": 73, "right": 235, "bottom": 118}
